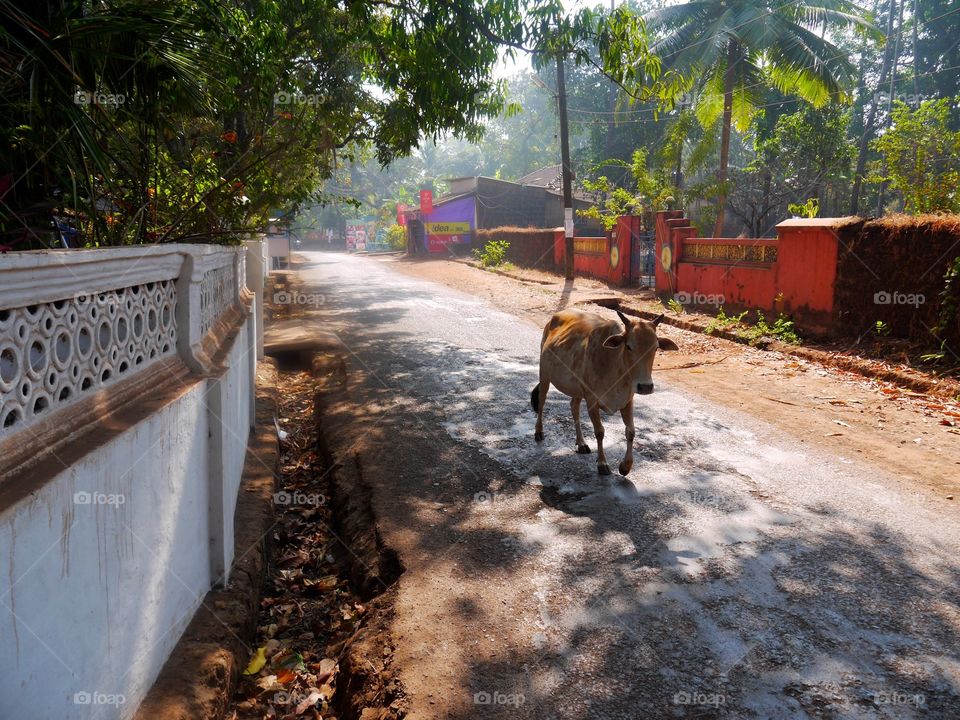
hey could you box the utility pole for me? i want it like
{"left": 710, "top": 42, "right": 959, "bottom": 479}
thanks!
{"left": 603, "top": 0, "right": 617, "bottom": 162}
{"left": 556, "top": 53, "right": 574, "bottom": 280}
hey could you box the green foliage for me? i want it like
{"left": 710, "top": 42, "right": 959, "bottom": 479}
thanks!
{"left": 728, "top": 103, "right": 852, "bottom": 235}
{"left": 703, "top": 307, "right": 799, "bottom": 344}
{"left": 705, "top": 308, "right": 749, "bottom": 335}
{"left": 1, "top": 0, "right": 662, "bottom": 246}
{"left": 385, "top": 224, "right": 407, "bottom": 250}
{"left": 788, "top": 199, "right": 820, "bottom": 218}
{"left": 645, "top": 0, "right": 870, "bottom": 232}
{"left": 923, "top": 255, "right": 960, "bottom": 365}
{"left": 473, "top": 239, "right": 510, "bottom": 267}
{"left": 689, "top": 204, "right": 718, "bottom": 237}
{"left": 666, "top": 298, "right": 685, "bottom": 315}
{"left": 868, "top": 99, "right": 960, "bottom": 214}
{"left": 737, "top": 313, "right": 801, "bottom": 346}
{"left": 873, "top": 320, "right": 891, "bottom": 337}
{"left": 581, "top": 149, "right": 675, "bottom": 229}
{"left": 650, "top": 0, "right": 872, "bottom": 123}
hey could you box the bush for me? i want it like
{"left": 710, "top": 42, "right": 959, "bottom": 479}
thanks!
{"left": 386, "top": 223, "right": 406, "bottom": 250}
{"left": 705, "top": 307, "right": 748, "bottom": 334}
{"left": 474, "top": 227, "right": 554, "bottom": 268}
{"left": 737, "top": 312, "right": 801, "bottom": 345}
{"left": 472, "top": 239, "right": 510, "bottom": 267}
{"left": 868, "top": 99, "right": 960, "bottom": 214}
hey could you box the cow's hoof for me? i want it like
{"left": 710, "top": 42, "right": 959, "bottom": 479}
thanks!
{"left": 576, "top": 444, "right": 591, "bottom": 454}
{"left": 535, "top": 430, "right": 544, "bottom": 442}
{"left": 618, "top": 461, "right": 632, "bottom": 476}
{"left": 597, "top": 463, "right": 612, "bottom": 475}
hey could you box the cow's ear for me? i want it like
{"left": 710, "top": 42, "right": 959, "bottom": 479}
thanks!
{"left": 603, "top": 334, "right": 626, "bottom": 349}
{"left": 658, "top": 337, "right": 680, "bottom": 351}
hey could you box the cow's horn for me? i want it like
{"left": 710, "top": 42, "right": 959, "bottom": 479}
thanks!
{"left": 652, "top": 313, "right": 664, "bottom": 327}
{"left": 616, "top": 310, "right": 631, "bottom": 327}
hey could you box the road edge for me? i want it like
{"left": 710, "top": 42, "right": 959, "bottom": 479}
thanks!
{"left": 609, "top": 300, "right": 960, "bottom": 399}
{"left": 311, "top": 352, "right": 408, "bottom": 720}
{"left": 431, "top": 258, "right": 960, "bottom": 400}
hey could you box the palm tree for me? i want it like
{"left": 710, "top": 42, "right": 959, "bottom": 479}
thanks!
{"left": 646, "top": 0, "right": 875, "bottom": 236}
{"left": 1, "top": 0, "right": 221, "bottom": 246}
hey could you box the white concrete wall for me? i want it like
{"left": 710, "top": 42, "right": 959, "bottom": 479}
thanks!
{"left": 245, "top": 238, "right": 266, "bottom": 359}
{"left": 0, "top": 244, "right": 258, "bottom": 719}
{"left": 0, "top": 383, "right": 210, "bottom": 719}
{"left": 207, "top": 317, "right": 254, "bottom": 583}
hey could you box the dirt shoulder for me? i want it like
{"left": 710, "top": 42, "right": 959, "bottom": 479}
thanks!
{"left": 382, "top": 255, "right": 960, "bottom": 502}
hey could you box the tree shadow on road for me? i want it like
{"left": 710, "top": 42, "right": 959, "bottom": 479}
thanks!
{"left": 298, "top": 255, "right": 960, "bottom": 720}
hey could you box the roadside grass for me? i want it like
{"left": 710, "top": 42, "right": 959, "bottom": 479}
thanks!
{"left": 705, "top": 307, "right": 801, "bottom": 346}
{"left": 472, "top": 239, "right": 510, "bottom": 268}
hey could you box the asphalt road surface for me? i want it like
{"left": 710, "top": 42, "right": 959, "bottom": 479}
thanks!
{"left": 299, "top": 251, "right": 959, "bottom": 720}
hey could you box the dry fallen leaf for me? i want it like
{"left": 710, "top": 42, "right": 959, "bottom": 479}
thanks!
{"left": 312, "top": 575, "right": 339, "bottom": 591}
{"left": 255, "top": 674, "right": 280, "bottom": 691}
{"left": 276, "top": 668, "right": 296, "bottom": 684}
{"left": 294, "top": 690, "right": 323, "bottom": 715}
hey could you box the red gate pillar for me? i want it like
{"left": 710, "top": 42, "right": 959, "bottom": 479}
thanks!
{"left": 611, "top": 216, "right": 633, "bottom": 286}
{"left": 654, "top": 211, "right": 683, "bottom": 295}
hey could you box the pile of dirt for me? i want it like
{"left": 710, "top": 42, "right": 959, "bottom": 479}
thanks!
{"left": 475, "top": 226, "right": 557, "bottom": 269}
{"left": 833, "top": 215, "right": 960, "bottom": 355}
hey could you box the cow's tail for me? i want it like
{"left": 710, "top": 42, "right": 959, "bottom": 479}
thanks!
{"left": 530, "top": 383, "right": 540, "bottom": 412}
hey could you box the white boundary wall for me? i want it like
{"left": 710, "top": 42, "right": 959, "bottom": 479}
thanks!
{"left": 0, "top": 244, "right": 258, "bottom": 719}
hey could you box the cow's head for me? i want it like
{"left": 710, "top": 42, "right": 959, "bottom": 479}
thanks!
{"left": 603, "top": 311, "right": 679, "bottom": 394}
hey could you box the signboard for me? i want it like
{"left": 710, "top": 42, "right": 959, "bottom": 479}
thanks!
{"left": 267, "top": 234, "right": 290, "bottom": 259}
{"left": 346, "top": 223, "right": 368, "bottom": 252}
{"left": 421, "top": 194, "right": 475, "bottom": 253}
{"left": 424, "top": 222, "right": 470, "bottom": 234}
{"left": 420, "top": 189, "right": 433, "bottom": 214}
{"left": 396, "top": 204, "right": 408, "bottom": 226}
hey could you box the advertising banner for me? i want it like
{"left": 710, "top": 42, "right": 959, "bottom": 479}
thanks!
{"left": 422, "top": 195, "right": 475, "bottom": 253}
{"left": 346, "top": 223, "right": 368, "bottom": 251}
{"left": 420, "top": 189, "right": 433, "bottom": 214}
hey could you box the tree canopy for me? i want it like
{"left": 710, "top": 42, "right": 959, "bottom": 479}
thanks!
{"left": 0, "top": 0, "right": 653, "bottom": 247}
{"left": 3, "top": 0, "right": 958, "bottom": 248}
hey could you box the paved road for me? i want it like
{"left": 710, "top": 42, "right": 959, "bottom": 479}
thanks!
{"left": 300, "top": 251, "right": 959, "bottom": 720}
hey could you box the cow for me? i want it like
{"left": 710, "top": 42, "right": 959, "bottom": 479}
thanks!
{"left": 530, "top": 309, "right": 679, "bottom": 476}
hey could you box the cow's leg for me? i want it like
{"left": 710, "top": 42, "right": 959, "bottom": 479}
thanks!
{"left": 571, "top": 397, "right": 590, "bottom": 453}
{"left": 587, "top": 403, "right": 610, "bottom": 475}
{"left": 535, "top": 379, "right": 549, "bottom": 442}
{"left": 618, "top": 402, "right": 635, "bottom": 476}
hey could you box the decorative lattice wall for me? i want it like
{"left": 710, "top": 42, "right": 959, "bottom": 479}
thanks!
{"left": 0, "top": 246, "right": 245, "bottom": 440}
{"left": 0, "top": 281, "right": 178, "bottom": 435}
